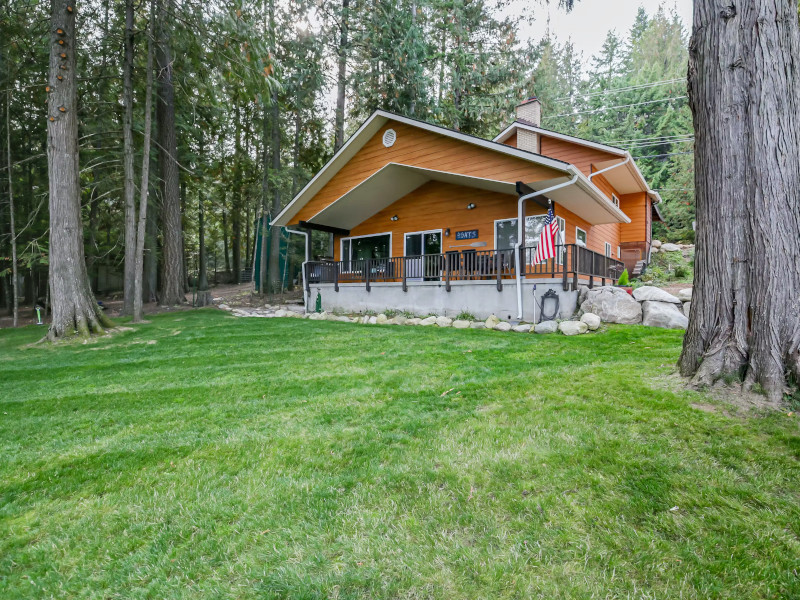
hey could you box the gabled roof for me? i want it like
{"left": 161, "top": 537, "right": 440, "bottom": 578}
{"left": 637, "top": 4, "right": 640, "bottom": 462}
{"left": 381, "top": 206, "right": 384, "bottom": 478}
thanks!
{"left": 494, "top": 121, "right": 661, "bottom": 202}
{"left": 271, "top": 110, "right": 630, "bottom": 228}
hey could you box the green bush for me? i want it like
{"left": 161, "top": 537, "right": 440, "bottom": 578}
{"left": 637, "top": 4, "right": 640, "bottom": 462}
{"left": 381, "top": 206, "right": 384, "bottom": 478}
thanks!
{"left": 616, "top": 269, "right": 629, "bottom": 286}
{"left": 674, "top": 264, "right": 690, "bottom": 279}
{"left": 456, "top": 310, "right": 477, "bottom": 321}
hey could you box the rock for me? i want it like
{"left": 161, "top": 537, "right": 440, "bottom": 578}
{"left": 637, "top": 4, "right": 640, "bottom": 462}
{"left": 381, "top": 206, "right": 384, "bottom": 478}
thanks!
{"left": 677, "top": 288, "right": 693, "bottom": 302}
{"left": 435, "top": 316, "right": 453, "bottom": 328}
{"left": 406, "top": 318, "right": 422, "bottom": 326}
{"left": 452, "top": 320, "right": 471, "bottom": 329}
{"left": 512, "top": 324, "right": 532, "bottom": 333}
{"left": 632, "top": 286, "right": 681, "bottom": 304}
{"left": 650, "top": 247, "right": 659, "bottom": 254}
{"left": 660, "top": 242, "right": 681, "bottom": 252}
{"left": 580, "top": 286, "right": 643, "bottom": 324}
{"left": 287, "top": 311, "right": 303, "bottom": 318}
{"left": 577, "top": 285, "right": 590, "bottom": 307}
{"left": 218, "top": 304, "right": 230, "bottom": 311}
{"left": 580, "top": 312, "right": 601, "bottom": 331}
{"left": 493, "top": 322, "right": 512, "bottom": 332}
{"left": 534, "top": 320, "right": 559, "bottom": 334}
{"left": 307, "top": 312, "right": 323, "bottom": 321}
{"left": 335, "top": 315, "right": 351, "bottom": 322}
{"left": 420, "top": 316, "right": 437, "bottom": 326}
{"left": 470, "top": 322, "right": 486, "bottom": 329}
{"left": 375, "top": 313, "right": 389, "bottom": 324}
{"left": 652, "top": 239, "right": 662, "bottom": 248}
{"left": 485, "top": 314, "right": 500, "bottom": 329}
{"left": 683, "top": 301, "right": 691, "bottom": 316}
{"left": 391, "top": 315, "right": 408, "bottom": 325}
{"left": 367, "top": 316, "right": 378, "bottom": 325}
{"left": 641, "top": 300, "right": 689, "bottom": 329}
{"left": 559, "top": 320, "right": 589, "bottom": 336}
{"left": 274, "top": 309, "right": 288, "bottom": 318}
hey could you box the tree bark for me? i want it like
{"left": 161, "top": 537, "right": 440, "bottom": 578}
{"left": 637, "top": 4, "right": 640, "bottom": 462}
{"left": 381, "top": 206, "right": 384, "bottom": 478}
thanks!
{"left": 156, "top": 0, "right": 183, "bottom": 305}
{"left": 259, "top": 110, "right": 269, "bottom": 294}
{"left": 196, "top": 157, "right": 211, "bottom": 306}
{"left": 121, "top": 0, "right": 136, "bottom": 315}
{"left": 680, "top": 0, "right": 800, "bottom": 404}
{"left": 46, "top": 0, "right": 111, "bottom": 339}
{"left": 334, "top": 0, "right": 349, "bottom": 152}
{"left": 133, "top": 0, "right": 156, "bottom": 323}
{"left": 6, "top": 90, "right": 18, "bottom": 327}
{"left": 267, "top": 88, "right": 282, "bottom": 293}
{"left": 231, "top": 103, "right": 243, "bottom": 283}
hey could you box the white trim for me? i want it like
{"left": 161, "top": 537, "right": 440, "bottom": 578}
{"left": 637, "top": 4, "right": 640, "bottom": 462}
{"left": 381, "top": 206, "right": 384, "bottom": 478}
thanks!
{"left": 556, "top": 216, "right": 566, "bottom": 266}
{"left": 493, "top": 215, "right": 546, "bottom": 250}
{"left": 272, "top": 110, "right": 573, "bottom": 227}
{"left": 611, "top": 194, "right": 620, "bottom": 207}
{"left": 605, "top": 242, "right": 612, "bottom": 257}
{"left": 617, "top": 245, "right": 621, "bottom": 259}
{"left": 575, "top": 226, "right": 587, "bottom": 247}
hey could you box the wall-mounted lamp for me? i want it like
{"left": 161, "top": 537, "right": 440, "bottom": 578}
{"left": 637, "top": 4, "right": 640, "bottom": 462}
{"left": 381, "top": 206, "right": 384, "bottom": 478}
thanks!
{"left": 444, "top": 228, "right": 451, "bottom": 237}
{"left": 466, "top": 203, "right": 476, "bottom": 210}
{"left": 390, "top": 215, "right": 399, "bottom": 221}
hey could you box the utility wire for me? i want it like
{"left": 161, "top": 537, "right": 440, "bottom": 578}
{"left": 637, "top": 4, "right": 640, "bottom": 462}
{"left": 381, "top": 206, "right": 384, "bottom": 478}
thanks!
{"left": 546, "top": 96, "right": 688, "bottom": 119}
{"left": 551, "top": 78, "right": 684, "bottom": 103}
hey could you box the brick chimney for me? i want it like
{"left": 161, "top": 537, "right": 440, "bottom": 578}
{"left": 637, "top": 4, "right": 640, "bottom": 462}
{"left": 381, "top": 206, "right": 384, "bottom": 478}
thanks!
{"left": 514, "top": 96, "right": 541, "bottom": 153}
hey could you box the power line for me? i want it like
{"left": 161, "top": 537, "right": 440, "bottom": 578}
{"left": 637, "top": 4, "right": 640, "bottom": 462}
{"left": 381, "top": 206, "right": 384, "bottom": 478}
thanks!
{"left": 546, "top": 96, "right": 688, "bottom": 119}
{"left": 606, "top": 133, "right": 695, "bottom": 144}
{"left": 633, "top": 150, "right": 694, "bottom": 159}
{"left": 552, "top": 78, "right": 684, "bottom": 103}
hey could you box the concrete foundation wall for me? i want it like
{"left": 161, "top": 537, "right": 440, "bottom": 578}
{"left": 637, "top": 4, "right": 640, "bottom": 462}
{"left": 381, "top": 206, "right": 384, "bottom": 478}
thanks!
{"left": 311, "top": 279, "right": 578, "bottom": 322}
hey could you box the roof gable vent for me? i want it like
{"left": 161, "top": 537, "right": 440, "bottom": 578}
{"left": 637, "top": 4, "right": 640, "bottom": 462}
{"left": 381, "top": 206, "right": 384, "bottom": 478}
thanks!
{"left": 382, "top": 129, "right": 397, "bottom": 148}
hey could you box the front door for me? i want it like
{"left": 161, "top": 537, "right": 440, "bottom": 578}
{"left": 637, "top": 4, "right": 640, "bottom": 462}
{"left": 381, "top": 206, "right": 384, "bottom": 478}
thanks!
{"left": 405, "top": 231, "right": 442, "bottom": 281}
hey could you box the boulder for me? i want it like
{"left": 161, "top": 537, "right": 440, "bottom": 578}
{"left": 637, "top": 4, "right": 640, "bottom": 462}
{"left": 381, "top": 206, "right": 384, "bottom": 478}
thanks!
{"left": 406, "top": 318, "right": 422, "bottom": 326}
{"left": 219, "top": 304, "right": 230, "bottom": 311}
{"left": 470, "top": 322, "right": 486, "bottom": 329}
{"left": 641, "top": 301, "right": 689, "bottom": 330}
{"left": 335, "top": 315, "right": 352, "bottom": 322}
{"left": 677, "top": 288, "right": 693, "bottom": 302}
{"left": 368, "top": 316, "right": 378, "bottom": 325}
{"left": 577, "top": 285, "right": 590, "bottom": 307}
{"left": 493, "top": 322, "right": 512, "bottom": 332}
{"left": 534, "top": 320, "right": 559, "bottom": 334}
{"left": 559, "top": 320, "right": 588, "bottom": 336}
{"left": 650, "top": 247, "right": 659, "bottom": 254}
{"left": 275, "top": 309, "right": 288, "bottom": 318}
{"left": 307, "top": 312, "right": 324, "bottom": 321}
{"left": 391, "top": 315, "right": 408, "bottom": 325}
{"left": 580, "top": 312, "right": 601, "bottom": 331}
{"left": 452, "top": 320, "right": 471, "bottom": 329}
{"left": 512, "top": 324, "right": 532, "bottom": 333}
{"left": 375, "top": 313, "right": 389, "bottom": 324}
{"left": 420, "top": 316, "right": 437, "bottom": 326}
{"left": 580, "top": 286, "right": 643, "bottom": 324}
{"left": 683, "top": 301, "right": 691, "bottom": 316}
{"left": 660, "top": 242, "right": 682, "bottom": 252}
{"left": 485, "top": 314, "right": 501, "bottom": 329}
{"left": 435, "top": 316, "right": 453, "bottom": 328}
{"left": 652, "top": 239, "right": 662, "bottom": 249}
{"left": 632, "top": 286, "right": 681, "bottom": 304}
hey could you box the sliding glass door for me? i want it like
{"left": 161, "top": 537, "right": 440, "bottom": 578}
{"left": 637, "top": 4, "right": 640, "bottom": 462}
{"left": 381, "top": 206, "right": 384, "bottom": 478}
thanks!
{"left": 405, "top": 230, "right": 442, "bottom": 281}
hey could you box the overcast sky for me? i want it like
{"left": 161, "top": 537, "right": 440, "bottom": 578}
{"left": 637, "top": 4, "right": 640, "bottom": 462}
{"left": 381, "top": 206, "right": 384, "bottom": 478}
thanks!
{"left": 506, "top": 0, "right": 693, "bottom": 60}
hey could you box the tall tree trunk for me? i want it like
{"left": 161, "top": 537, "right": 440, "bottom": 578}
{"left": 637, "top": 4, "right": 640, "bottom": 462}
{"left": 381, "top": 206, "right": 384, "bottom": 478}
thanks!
{"left": 292, "top": 106, "right": 301, "bottom": 197}
{"left": 86, "top": 179, "right": 99, "bottom": 290}
{"left": 267, "top": 89, "right": 281, "bottom": 293}
{"left": 679, "top": 0, "right": 800, "bottom": 404}
{"left": 143, "top": 186, "right": 158, "bottom": 301}
{"left": 133, "top": 0, "right": 156, "bottom": 323}
{"left": 46, "top": 0, "right": 111, "bottom": 339}
{"left": 196, "top": 147, "right": 211, "bottom": 306}
{"left": 6, "top": 90, "right": 18, "bottom": 327}
{"left": 222, "top": 207, "right": 231, "bottom": 274}
{"left": 180, "top": 177, "right": 189, "bottom": 293}
{"left": 334, "top": 0, "right": 349, "bottom": 152}
{"left": 121, "top": 0, "right": 136, "bottom": 315}
{"left": 259, "top": 110, "right": 269, "bottom": 294}
{"left": 156, "top": 0, "right": 183, "bottom": 305}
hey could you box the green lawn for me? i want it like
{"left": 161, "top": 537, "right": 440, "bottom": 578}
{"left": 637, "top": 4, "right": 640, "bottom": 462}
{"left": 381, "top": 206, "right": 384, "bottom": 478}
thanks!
{"left": 1, "top": 311, "right": 799, "bottom": 599}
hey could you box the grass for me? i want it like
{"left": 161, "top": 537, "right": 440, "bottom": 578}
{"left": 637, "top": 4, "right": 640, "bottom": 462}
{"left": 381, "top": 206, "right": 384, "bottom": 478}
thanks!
{"left": 1, "top": 310, "right": 799, "bottom": 599}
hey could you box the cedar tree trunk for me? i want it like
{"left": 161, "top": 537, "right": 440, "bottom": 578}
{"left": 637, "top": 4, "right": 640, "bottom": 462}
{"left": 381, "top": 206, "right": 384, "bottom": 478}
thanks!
{"left": 121, "top": 0, "right": 136, "bottom": 315}
{"left": 46, "top": 0, "right": 111, "bottom": 339}
{"left": 334, "top": 0, "right": 349, "bottom": 152}
{"left": 679, "top": 0, "right": 800, "bottom": 403}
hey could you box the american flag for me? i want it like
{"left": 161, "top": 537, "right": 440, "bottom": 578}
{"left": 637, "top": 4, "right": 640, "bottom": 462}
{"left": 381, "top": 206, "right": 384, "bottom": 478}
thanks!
{"left": 533, "top": 205, "right": 559, "bottom": 265}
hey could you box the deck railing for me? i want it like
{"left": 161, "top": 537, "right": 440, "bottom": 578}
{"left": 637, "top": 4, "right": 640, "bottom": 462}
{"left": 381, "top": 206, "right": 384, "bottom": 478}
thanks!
{"left": 305, "top": 244, "right": 624, "bottom": 293}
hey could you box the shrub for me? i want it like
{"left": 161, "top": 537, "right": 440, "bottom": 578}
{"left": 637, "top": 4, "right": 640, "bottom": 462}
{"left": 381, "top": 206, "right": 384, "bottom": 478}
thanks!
{"left": 456, "top": 310, "right": 476, "bottom": 321}
{"left": 674, "top": 264, "right": 690, "bottom": 279}
{"left": 616, "top": 269, "right": 629, "bottom": 286}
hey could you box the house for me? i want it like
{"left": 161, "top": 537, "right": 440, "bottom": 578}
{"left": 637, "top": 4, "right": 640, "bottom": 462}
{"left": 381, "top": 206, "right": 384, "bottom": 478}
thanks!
{"left": 271, "top": 98, "right": 662, "bottom": 321}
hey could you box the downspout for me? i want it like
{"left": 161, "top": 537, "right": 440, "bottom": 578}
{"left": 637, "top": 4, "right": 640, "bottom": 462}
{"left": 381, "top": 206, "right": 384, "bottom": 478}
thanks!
{"left": 588, "top": 153, "right": 630, "bottom": 181}
{"left": 286, "top": 228, "right": 309, "bottom": 312}
{"left": 515, "top": 173, "right": 579, "bottom": 320}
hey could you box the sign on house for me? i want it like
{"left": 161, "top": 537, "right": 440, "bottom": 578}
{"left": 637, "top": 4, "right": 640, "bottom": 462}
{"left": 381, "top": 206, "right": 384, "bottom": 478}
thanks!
{"left": 455, "top": 229, "right": 479, "bottom": 240}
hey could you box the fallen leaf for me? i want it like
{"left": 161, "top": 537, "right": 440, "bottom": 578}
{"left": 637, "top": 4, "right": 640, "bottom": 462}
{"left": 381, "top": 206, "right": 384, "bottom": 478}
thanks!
{"left": 440, "top": 388, "right": 455, "bottom": 397}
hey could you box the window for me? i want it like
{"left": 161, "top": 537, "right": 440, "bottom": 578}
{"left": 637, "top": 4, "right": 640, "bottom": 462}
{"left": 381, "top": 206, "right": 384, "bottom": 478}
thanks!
{"left": 605, "top": 242, "right": 612, "bottom": 257}
{"left": 611, "top": 194, "right": 619, "bottom": 207}
{"left": 556, "top": 217, "right": 566, "bottom": 265}
{"left": 575, "top": 227, "right": 587, "bottom": 247}
{"left": 617, "top": 246, "right": 621, "bottom": 259}
{"left": 495, "top": 215, "right": 548, "bottom": 250}
{"left": 341, "top": 233, "right": 391, "bottom": 270}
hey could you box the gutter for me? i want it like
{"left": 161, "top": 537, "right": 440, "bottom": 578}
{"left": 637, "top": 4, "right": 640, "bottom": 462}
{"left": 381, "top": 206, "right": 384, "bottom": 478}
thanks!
{"left": 514, "top": 173, "right": 579, "bottom": 320}
{"left": 588, "top": 153, "right": 630, "bottom": 181}
{"left": 286, "top": 228, "right": 310, "bottom": 313}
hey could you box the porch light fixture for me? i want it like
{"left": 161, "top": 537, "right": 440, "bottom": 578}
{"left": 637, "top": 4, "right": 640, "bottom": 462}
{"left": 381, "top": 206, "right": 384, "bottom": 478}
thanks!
{"left": 390, "top": 215, "right": 399, "bottom": 221}
{"left": 466, "top": 203, "right": 476, "bottom": 210}
{"left": 444, "top": 228, "right": 450, "bottom": 237}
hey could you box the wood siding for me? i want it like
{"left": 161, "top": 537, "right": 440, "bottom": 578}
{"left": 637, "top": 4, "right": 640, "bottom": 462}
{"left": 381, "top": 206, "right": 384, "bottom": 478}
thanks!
{"left": 332, "top": 180, "right": 619, "bottom": 260}
{"left": 619, "top": 192, "right": 648, "bottom": 243}
{"left": 539, "top": 135, "right": 621, "bottom": 177}
{"left": 289, "top": 121, "right": 564, "bottom": 226}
